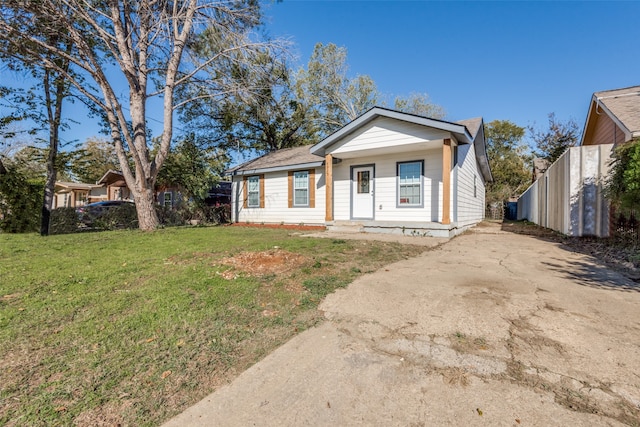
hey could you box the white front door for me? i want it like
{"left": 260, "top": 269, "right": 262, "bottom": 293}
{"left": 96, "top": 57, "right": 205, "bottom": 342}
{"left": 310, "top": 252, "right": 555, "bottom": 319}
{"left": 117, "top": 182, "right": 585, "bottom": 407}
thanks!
{"left": 352, "top": 165, "right": 374, "bottom": 219}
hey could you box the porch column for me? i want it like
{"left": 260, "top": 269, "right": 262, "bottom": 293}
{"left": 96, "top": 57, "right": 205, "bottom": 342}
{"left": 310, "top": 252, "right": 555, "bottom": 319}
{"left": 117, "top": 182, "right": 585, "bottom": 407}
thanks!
{"left": 442, "top": 139, "right": 451, "bottom": 225}
{"left": 325, "top": 154, "right": 333, "bottom": 221}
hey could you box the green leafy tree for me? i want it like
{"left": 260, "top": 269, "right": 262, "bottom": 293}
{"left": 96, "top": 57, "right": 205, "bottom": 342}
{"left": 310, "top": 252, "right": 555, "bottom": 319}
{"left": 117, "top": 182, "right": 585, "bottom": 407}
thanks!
{"left": 605, "top": 138, "right": 640, "bottom": 210}
{"left": 0, "top": 11, "right": 75, "bottom": 235}
{"left": 393, "top": 92, "right": 445, "bottom": 119}
{"left": 530, "top": 113, "right": 580, "bottom": 164}
{"left": 179, "top": 47, "right": 308, "bottom": 153}
{"left": 484, "top": 120, "right": 531, "bottom": 204}
{"left": 296, "top": 43, "right": 379, "bottom": 139}
{"left": 70, "top": 137, "right": 119, "bottom": 183}
{"left": 156, "top": 134, "right": 228, "bottom": 206}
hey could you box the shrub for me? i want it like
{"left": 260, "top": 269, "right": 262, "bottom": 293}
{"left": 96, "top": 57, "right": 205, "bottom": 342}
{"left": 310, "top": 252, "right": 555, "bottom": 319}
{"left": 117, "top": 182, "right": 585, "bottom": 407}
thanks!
{"left": 49, "top": 207, "right": 80, "bottom": 235}
{"left": 0, "top": 169, "right": 42, "bottom": 233}
{"left": 94, "top": 203, "right": 139, "bottom": 230}
{"left": 155, "top": 205, "right": 185, "bottom": 227}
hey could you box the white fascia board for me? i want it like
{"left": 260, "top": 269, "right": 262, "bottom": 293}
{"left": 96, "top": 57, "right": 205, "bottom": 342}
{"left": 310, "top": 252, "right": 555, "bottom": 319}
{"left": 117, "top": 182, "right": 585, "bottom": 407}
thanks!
{"left": 226, "top": 161, "right": 324, "bottom": 176}
{"left": 310, "top": 107, "right": 472, "bottom": 157}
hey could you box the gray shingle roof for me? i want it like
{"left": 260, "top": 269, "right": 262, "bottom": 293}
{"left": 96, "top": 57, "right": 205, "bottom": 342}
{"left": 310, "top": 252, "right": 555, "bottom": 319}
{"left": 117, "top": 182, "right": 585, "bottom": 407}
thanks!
{"left": 456, "top": 117, "right": 483, "bottom": 139}
{"left": 226, "top": 145, "right": 323, "bottom": 175}
{"left": 594, "top": 85, "right": 640, "bottom": 137}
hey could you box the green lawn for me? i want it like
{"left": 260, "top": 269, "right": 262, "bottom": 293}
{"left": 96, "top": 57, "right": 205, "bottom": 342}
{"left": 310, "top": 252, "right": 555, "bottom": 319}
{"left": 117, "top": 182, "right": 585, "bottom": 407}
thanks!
{"left": 0, "top": 226, "right": 425, "bottom": 426}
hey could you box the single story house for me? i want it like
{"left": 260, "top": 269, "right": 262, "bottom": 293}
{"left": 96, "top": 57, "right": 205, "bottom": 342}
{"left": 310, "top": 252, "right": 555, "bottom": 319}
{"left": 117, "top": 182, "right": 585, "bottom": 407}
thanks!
{"left": 53, "top": 181, "right": 105, "bottom": 208}
{"left": 226, "top": 107, "right": 492, "bottom": 237}
{"left": 517, "top": 85, "right": 640, "bottom": 237}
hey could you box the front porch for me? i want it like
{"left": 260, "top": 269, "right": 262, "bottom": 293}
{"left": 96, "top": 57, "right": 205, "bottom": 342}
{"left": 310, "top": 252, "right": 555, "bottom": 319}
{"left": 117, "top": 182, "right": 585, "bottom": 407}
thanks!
{"left": 326, "top": 220, "right": 469, "bottom": 238}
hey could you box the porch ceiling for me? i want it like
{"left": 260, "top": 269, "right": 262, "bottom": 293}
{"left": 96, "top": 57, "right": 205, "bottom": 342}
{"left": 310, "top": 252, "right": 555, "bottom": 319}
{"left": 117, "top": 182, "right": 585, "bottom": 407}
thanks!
{"left": 331, "top": 138, "right": 443, "bottom": 159}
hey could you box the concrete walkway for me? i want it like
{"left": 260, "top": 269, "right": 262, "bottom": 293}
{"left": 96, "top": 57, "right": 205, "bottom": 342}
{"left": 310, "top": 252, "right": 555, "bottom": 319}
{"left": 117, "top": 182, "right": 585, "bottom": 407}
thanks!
{"left": 163, "top": 223, "right": 640, "bottom": 426}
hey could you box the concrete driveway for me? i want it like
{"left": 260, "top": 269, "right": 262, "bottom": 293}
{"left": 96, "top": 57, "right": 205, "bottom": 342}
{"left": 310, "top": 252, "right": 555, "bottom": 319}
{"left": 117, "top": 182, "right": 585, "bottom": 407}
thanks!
{"left": 164, "top": 223, "right": 640, "bottom": 426}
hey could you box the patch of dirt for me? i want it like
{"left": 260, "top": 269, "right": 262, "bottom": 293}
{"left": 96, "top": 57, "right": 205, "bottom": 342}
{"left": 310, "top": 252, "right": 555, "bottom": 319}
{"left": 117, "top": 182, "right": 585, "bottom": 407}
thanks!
{"left": 218, "top": 249, "right": 309, "bottom": 277}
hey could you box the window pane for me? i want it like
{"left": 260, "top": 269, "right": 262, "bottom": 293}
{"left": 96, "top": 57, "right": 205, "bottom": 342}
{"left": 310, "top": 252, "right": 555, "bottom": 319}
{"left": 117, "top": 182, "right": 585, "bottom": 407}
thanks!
{"left": 248, "top": 176, "right": 259, "bottom": 192}
{"left": 398, "top": 162, "right": 422, "bottom": 205}
{"left": 248, "top": 176, "right": 260, "bottom": 207}
{"left": 294, "top": 189, "right": 308, "bottom": 205}
{"left": 357, "top": 171, "right": 370, "bottom": 194}
{"left": 294, "top": 171, "right": 308, "bottom": 189}
{"left": 293, "top": 171, "right": 309, "bottom": 206}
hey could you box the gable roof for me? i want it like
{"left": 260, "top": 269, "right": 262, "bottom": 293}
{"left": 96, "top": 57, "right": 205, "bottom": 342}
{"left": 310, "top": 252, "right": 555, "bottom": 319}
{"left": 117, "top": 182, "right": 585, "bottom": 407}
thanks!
{"left": 582, "top": 85, "right": 640, "bottom": 144}
{"left": 310, "top": 107, "right": 473, "bottom": 157}
{"left": 97, "top": 170, "right": 127, "bottom": 186}
{"left": 225, "top": 145, "right": 323, "bottom": 176}
{"left": 456, "top": 117, "right": 482, "bottom": 139}
{"left": 55, "top": 181, "right": 101, "bottom": 191}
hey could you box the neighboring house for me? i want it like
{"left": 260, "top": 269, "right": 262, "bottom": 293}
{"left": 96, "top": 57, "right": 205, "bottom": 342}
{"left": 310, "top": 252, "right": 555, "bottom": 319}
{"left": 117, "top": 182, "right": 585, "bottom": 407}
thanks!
{"left": 53, "top": 181, "right": 103, "bottom": 208}
{"left": 226, "top": 107, "right": 492, "bottom": 237}
{"left": 54, "top": 170, "right": 231, "bottom": 209}
{"left": 97, "top": 170, "right": 134, "bottom": 202}
{"left": 581, "top": 85, "right": 640, "bottom": 146}
{"left": 518, "top": 85, "right": 640, "bottom": 237}
{"left": 98, "top": 169, "right": 185, "bottom": 208}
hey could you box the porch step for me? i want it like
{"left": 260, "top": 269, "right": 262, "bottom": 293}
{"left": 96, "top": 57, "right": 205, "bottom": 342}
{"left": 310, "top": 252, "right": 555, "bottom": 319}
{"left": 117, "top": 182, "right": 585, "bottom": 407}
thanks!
{"left": 326, "top": 221, "right": 365, "bottom": 233}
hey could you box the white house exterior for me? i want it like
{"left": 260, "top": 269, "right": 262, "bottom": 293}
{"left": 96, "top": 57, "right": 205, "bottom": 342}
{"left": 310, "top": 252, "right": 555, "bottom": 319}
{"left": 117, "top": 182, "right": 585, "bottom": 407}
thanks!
{"left": 227, "top": 108, "right": 492, "bottom": 237}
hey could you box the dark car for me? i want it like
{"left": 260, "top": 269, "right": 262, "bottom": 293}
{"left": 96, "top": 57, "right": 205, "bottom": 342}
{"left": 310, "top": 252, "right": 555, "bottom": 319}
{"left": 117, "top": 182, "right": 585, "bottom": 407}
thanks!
{"left": 76, "top": 200, "right": 135, "bottom": 227}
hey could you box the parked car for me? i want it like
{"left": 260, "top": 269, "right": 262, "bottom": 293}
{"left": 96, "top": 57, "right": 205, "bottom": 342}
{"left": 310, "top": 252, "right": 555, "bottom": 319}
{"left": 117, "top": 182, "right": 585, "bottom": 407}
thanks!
{"left": 76, "top": 200, "right": 135, "bottom": 227}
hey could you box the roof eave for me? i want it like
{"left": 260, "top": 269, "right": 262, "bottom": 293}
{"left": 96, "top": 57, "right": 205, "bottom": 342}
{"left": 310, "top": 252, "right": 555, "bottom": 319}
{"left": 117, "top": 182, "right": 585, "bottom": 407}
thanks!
{"left": 225, "top": 161, "right": 324, "bottom": 176}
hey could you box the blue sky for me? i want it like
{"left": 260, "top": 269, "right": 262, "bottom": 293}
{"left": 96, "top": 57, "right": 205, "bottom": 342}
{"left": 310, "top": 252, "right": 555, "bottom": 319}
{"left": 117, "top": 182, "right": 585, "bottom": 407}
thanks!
{"left": 263, "top": 0, "right": 640, "bottom": 136}
{"left": 2, "top": 1, "right": 639, "bottom": 156}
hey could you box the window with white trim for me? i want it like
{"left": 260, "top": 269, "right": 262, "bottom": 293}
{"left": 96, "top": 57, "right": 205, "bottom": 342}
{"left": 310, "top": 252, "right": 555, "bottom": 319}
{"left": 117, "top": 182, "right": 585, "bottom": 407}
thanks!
{"left": 397, "top": 161, "right": 423, "bottom": 206}
{"left": 293, "top": 171, "right": 309, "bottom": 206}
{"left": 164, "top": 192, "right": 172, "bottom": 207}
{"left": 247, "top": 175, "right": 260, "bottom": 207}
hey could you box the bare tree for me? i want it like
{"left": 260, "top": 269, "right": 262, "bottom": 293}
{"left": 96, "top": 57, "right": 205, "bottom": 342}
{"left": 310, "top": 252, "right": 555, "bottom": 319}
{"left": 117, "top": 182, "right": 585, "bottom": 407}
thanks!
{"left": 296, "top": 43, "right": 379, "bottom": 139}
{"left": 1, "top": 0, "right": 275, "bottom": 230}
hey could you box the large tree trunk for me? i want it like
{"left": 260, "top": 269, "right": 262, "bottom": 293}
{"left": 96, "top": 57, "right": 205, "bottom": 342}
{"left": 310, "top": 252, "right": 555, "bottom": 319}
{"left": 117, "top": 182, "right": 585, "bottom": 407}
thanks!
{"left": 134, "top": 186, "right": 160, "bottom": 231}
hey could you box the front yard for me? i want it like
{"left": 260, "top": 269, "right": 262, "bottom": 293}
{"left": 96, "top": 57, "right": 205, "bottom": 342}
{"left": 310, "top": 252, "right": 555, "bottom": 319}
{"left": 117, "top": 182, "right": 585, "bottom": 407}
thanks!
{"left": 0, "top": 226, "right": 425, "bottom": 426}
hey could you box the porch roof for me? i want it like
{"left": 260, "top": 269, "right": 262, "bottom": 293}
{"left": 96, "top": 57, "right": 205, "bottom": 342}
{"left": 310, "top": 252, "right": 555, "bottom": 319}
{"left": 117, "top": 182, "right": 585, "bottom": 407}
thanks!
{"left": 310, "top": 107, "right": 474, "bottom": 157}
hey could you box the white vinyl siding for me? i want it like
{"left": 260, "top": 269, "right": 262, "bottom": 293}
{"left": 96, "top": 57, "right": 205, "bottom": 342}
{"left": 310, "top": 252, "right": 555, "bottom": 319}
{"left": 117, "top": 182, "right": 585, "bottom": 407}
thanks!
{"left": 231, "top": 168, "right": 325, "bottom": 224}
{"left": 330, "top": 117, "right": 450, "bottom": 156}
{"left": 333, "top": 150, "right": 442, "bottom": 222}
{"left": 293, "top": 171, "right": 309, "bottom": 207}
{"left": 455, "top": 142, "right": 486, "bottom": 226}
